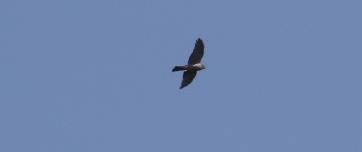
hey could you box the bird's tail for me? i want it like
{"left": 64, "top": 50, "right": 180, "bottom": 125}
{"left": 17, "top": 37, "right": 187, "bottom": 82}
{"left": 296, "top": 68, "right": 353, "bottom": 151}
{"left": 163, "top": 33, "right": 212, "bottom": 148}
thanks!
{"left": 172, "top": 66, "right": 186, "bottom": 72}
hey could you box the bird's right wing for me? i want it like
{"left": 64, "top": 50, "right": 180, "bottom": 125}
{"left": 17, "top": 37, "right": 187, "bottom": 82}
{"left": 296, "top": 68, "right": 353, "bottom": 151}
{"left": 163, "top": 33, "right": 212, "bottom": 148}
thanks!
{"left": 187, "top": 38, "right": 204, "bottom": 64}
{"left": 180, "top": 70, "right": 197, "bottom": 89}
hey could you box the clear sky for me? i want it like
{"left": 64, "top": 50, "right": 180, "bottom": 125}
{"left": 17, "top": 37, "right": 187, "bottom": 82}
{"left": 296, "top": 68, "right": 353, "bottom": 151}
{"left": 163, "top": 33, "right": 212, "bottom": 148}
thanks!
{"left": 1, "top": 0, "right": 361, "bottom": 152}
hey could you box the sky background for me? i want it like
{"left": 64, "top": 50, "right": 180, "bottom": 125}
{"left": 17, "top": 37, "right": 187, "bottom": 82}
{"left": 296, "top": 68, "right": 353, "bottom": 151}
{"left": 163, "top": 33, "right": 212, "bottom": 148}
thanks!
{"left": 1, "top": 0, "right": 361, "bottom": 152}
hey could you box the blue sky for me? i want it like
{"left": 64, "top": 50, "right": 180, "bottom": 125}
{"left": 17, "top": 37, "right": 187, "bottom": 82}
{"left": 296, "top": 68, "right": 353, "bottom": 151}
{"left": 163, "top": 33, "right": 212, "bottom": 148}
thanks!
{"left": 1, "top": 0, "right": 361, "bottom": 151}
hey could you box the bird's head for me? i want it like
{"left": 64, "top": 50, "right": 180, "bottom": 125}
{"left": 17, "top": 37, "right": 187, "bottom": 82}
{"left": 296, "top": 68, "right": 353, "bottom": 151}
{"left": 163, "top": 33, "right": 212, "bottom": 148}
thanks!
{"left": 200, "top": 64, "right": 206, "bottom": 69}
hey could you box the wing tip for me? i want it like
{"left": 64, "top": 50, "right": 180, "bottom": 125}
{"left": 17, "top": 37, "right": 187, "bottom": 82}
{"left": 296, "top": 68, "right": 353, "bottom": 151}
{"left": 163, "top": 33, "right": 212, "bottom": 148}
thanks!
{"left": 196, "top": 38, "right": 204, "bottom": 47}
{"left": 179, "top": 83, "right": 187, "bottom": 89}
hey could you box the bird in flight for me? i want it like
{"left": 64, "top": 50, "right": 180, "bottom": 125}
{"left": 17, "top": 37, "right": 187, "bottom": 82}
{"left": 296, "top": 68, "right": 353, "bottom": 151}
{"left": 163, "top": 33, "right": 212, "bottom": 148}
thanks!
{"left": 172, "top": 38, "right": 205, "bottom": 89}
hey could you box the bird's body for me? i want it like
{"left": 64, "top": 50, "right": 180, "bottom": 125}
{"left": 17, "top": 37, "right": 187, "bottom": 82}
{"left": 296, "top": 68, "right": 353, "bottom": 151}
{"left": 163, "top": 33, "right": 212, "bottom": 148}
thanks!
{"left": 172, "top": 38, "right": 205, "bottom": 89}
{"left": 172, "top": 63, "right": 205, "bottom": 72}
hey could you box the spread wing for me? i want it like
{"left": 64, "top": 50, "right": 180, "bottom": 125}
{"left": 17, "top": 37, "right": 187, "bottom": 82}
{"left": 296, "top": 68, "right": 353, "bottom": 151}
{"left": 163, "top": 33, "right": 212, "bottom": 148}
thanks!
{"left": 187, "top": 38, "right": 204, "bottom": 64}
{"left": 180, "top": 70, "right": 197, "bottom": 89}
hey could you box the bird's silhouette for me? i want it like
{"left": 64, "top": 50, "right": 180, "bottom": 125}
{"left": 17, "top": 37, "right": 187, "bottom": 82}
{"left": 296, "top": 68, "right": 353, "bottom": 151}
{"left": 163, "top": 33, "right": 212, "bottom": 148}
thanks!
{"left": 172, "top": 38, "right": 205, "bottom": 89}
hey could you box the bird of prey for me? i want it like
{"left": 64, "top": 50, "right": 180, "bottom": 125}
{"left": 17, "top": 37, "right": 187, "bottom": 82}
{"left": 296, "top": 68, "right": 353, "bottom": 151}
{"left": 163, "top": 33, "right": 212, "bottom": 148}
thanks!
{"left": 172, "top": 38, "right": 205, "bottom": 89}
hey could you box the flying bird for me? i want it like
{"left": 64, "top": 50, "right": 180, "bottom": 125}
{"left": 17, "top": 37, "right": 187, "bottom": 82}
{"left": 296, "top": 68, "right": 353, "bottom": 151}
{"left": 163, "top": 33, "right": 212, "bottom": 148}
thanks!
{"left": 172, "top": 38, "right": 205, "bottom": 89}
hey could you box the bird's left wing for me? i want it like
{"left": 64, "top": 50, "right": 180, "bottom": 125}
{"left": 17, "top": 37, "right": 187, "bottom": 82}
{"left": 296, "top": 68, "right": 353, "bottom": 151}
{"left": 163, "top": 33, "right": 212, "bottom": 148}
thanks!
{"left": 180, "top": 70, "right": 197, "bottom": 89}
